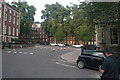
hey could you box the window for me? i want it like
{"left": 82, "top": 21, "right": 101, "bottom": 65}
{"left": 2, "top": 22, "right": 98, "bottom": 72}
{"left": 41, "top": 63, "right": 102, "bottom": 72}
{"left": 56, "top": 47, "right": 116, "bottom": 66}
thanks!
{"left": 43, "top": 35, "right": 44, "bottom": 39}
{"left": 16, "top": 29, "right": 18, "bottom": 36}
{"left": 9, "top": 27, "right": 11, "bottom": 35}
{"left": 13, "top": 17, "right": 15, "bottom": 24}
{"left": 17, "top": 14, "right": 19, "bottom": 18}
{"left": 43, "top": 32, "right": 44, "bottom": 34}
{"left": 13, "top": 28, "right": 15, "bottom": 36}
{"left": 9, "top": 16, "right": 11, "bottom": 22}
{"left": 4, "top": 13, "right": 7, "bottom": 21}
{"left": 9, "top": 10, "right": 12, "bottom": 14}
{"left": 3, "top": 25, "right": 6, "bottom": 34}
{"left": 13, "top": 12, "right": 15, "bottom": 16}
{"left": 5, "top": 8, "right": 7, "bottom": 12}
{"left": 82, "top": 51, "right": 92, "bottom": 55}
{"left": 8, "top": 37, "right": 11, "bottom": 42}
{"left": 101, "top": 32, "right": 104, "bottom": 43}
{"left": 0, "top": 4, "right": 2, "bottom": 8}
{"left": 4, "top": 37, "right": 6, "bottom": 42}
{"left": 17, "top": 19, "right": 19, "bottom": 25}
{"left": 110, "top": 28, "right": 119, "bottom": 45}
{"left": 0, "top": 10, "right": 1, "bottom": 18}
{"left": 92, "top": 52, "right": 105, "bottom": 58}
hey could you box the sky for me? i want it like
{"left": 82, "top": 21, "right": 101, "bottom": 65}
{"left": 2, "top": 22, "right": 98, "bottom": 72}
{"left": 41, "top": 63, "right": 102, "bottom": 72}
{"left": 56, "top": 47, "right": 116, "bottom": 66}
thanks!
{"left": 5, "top": 0, "right": 85, "bottom": 22}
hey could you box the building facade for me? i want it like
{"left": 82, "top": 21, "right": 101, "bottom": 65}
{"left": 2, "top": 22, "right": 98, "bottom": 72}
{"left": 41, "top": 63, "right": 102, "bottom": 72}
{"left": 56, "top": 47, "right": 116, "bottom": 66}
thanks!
{"left": 0, "top": 1, "right": 20, "bottom": 43}
{"left": 31, "top": 22, "right": 40, "bottom": 43}
{"left": 39, "top": 27, "right": 48, "bottom": 44}
{"left": 95, "top": 25, "right": 120, "bottom": 55}
{"left": 31, "top": 22, "right": 49, "bottom": 44}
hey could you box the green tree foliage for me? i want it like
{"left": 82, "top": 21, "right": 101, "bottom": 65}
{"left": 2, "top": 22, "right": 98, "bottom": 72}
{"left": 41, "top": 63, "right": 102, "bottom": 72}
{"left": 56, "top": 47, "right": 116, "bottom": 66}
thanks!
{"left": 41, "top": 2, "right": 70, "bottom": 42}
{"left": 89, "top": 2, "right": 119, "bottom": 27}
{"left": 55, "top": 26, "right": 65, "bottom": 41}
{"left": 41, "top": 2, "right": 95, "bottom": 43}
{"left": 41, "top": 2, "right": 119, "bottom": 43}
{"left": 75, "top": 25, "right": 94, "bottom": 42}
{"left": 11, "top": 1, "right": 36, "bottom": 37}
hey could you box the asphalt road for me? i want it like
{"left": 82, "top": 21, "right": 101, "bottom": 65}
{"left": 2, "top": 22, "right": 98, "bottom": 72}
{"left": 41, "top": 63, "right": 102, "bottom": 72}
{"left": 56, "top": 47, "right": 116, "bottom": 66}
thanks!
{"left": 2, "top": 45, "right": 101, "bottom": 78}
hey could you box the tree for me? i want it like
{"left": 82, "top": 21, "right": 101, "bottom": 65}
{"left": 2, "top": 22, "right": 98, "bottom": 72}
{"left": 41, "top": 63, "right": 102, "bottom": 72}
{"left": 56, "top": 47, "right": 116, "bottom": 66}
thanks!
{"left": 41, "top": 3, "right": 70, "bottom": 42}
{"left": 11, "top": 1, "right": 36, "bottom": 39}
{"left": 75, "top": 25, "right": 94, "bottom": 42}
{"left": 68, "top": 3, "right": 95, "bottom": 43}
{"left": 41, "top": 2, "right": 120, "bottom": 44}
{"left": 55, "top": 26, "right": 65, "bottom": 42}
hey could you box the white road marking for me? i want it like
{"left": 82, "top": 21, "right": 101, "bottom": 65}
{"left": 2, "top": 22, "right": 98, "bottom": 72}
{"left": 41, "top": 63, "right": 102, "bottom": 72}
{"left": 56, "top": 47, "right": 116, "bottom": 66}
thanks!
{"left": 60, "top": 59, "right": 67, "bottom": 62}
{"left": 23, "top": 52, "right": 27, "bottom": 54}
{"left": 29, "top": 53, "right": 34, "bottom": 54}
{"left": 8, "top": 51, "right": 11, "bottom": 53}
{"left": 56, "top": 62, "right": 76, "bottom": 68}
{"left": 13, "top": 52, "right": 17, "bottom": 54}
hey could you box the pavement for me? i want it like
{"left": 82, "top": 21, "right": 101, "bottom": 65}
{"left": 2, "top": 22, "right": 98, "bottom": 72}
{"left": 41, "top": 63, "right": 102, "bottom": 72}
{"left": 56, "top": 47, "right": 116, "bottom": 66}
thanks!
{"left": 61, "top": 49, "right": 81, "bottom": 63}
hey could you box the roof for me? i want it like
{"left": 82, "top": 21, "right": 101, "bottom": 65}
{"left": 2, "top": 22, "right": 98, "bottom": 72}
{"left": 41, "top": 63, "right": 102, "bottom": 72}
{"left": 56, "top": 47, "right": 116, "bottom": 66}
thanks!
{"left": 5, "top": 3, "right": 20, "bottom": 12}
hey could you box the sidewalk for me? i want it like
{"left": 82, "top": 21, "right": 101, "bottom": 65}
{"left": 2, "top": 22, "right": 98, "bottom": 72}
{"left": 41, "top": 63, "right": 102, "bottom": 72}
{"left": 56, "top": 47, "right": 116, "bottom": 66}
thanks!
{"left": 61, "top": 49, "right": 81, "bottom": 63}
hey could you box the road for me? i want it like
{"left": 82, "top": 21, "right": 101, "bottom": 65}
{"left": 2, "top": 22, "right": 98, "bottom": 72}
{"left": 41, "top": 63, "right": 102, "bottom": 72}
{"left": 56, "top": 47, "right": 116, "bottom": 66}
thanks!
{"left": 2, "top": 45, "right": 101, "bottom": 78}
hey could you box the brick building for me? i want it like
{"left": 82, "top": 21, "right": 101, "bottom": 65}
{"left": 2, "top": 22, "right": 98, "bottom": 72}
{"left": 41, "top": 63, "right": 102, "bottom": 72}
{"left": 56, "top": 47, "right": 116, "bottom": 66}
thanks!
{"left": 31, "top": 22, "right": 40, "bottom": 43}
{"left": 39, "top": 27, "right": 48, "bottom": 44}
{"left": 31, "top": 22, "right": 49, "bottom": 44}
{"left": 0, "top": 0, "right": 20, "bottom": 43}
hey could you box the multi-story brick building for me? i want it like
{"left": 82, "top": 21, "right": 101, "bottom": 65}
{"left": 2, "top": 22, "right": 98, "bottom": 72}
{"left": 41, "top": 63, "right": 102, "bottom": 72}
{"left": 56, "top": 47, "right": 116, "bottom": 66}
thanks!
{"left": 39, "top": 27, "right": 48, "bottom": 44}
{"left": 0, "top": 0, "right": 20, "bottom": 43}
{"left": 31, "top": 22, "right": 49, "bottom": 44}
{"left": 31, "top": 22, "right": 40, "bottom": 43}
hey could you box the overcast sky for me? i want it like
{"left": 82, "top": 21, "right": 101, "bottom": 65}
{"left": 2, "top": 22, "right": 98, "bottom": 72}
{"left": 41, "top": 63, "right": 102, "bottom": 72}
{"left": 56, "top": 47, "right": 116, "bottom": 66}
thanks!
{"left": 5, "top": 0, "right": 85, "bottom": 22}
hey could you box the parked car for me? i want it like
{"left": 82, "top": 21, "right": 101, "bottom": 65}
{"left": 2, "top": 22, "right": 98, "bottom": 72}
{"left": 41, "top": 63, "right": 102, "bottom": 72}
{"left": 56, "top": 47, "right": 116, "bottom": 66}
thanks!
{"left": 64, "top": 44, "right": 70, "bottom": 46}
{"left": 57, "top": 44, "right": 65, "bottom": 47}
{"left": 40, "top": 42, "right": 49, "bottom": 45}
{"left": 49, "top": 43, "right": 58, "bottom": 46}
{"left": 72, "top": 44, "right": 84, "bottom": 48}
{"left": 77, "top": 50, "right": 105, "bottom": 70}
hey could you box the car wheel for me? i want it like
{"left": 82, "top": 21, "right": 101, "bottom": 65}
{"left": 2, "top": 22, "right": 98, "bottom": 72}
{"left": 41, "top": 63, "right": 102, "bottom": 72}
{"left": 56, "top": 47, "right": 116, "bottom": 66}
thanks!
{"left": 77, "top": 61, "right": 85, "bottom": 69}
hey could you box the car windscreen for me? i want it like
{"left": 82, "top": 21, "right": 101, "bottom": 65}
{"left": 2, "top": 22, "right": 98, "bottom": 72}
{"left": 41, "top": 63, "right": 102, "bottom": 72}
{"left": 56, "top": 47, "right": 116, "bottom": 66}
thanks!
{"left": 92, "top": 52, "right": 105, "bottom": 58}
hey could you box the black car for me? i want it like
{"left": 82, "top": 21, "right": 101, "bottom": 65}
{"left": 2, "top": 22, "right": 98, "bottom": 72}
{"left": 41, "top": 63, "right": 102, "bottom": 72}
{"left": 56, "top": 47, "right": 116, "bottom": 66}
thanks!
{"left": 77, "top": 50, "right": 105, "bottom": 69}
